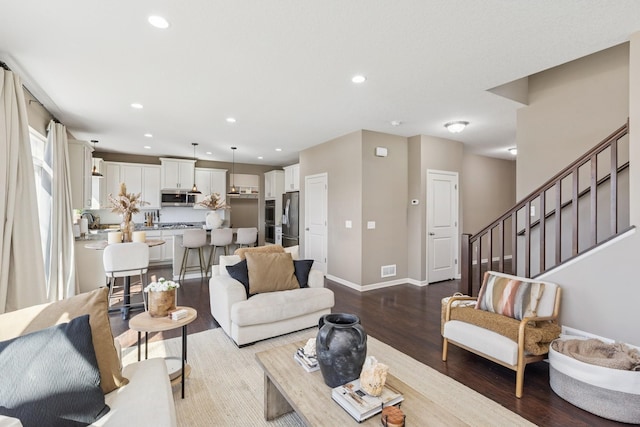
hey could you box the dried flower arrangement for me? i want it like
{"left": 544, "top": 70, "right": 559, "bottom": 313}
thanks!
{"left": 108, "top": 182, "right": 148, "bottom": 220}
{"left": 197, "top": 192, "right": 230, "bottom": 210}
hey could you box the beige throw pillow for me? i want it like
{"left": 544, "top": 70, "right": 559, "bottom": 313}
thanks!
{"left": 235, "top": 244, "right": 285, "bottom": 260}
{"left": 246, "top": 252, "right": 300, "bottom": 294}
{"left": 0, "top": 287, "right": 128, "bottom": 394}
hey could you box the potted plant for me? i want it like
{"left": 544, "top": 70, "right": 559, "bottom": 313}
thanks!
{"left": 144, "top": 277, "right": 180, "bottom": 317}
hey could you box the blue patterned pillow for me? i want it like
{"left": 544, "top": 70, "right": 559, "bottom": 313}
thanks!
{"left": 0, "top": 315, "right": 109, "bottom": 426}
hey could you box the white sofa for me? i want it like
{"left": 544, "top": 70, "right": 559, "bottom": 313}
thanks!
{"left": 209, "top": 252, "right": 335, "bottom": 346}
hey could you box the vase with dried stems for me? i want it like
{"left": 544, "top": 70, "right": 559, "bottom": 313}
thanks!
{"left": 108, "top": 182, "right": 148, "bottom": 242}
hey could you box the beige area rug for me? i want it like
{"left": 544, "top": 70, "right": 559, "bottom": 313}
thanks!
{"left": 121, "top": 328, "right": 536, "bottom": 427}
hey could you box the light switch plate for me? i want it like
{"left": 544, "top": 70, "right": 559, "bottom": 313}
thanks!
{"left": 345, "top": 220, "right": 352, "bottom": 229}
{"left": 367, "top": 221, "right": 376, "bottom": 229}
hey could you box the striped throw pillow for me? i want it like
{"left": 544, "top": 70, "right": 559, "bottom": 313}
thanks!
{"left": 475, "top": 273, "right": 545, "bottom": 320}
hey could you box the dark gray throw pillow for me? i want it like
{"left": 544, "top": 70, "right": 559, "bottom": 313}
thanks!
{"left": 294, "top": 259, "right": 314, "bottom": 288}
{"left": 226, "top": 259, "right": 251, "bottom": 298}
{"left": 0, "top": 314, "right": 110, "bottom": 427}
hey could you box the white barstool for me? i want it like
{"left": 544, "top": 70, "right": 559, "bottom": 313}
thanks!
{"left": 235, "top": 227, "right": 258, "bottom": 248}
{"left": 180, "top": 229, "right": 208, "bottom": 281}
{"left": 207, "top": 228, "right": 234, "bottom": 272}
{"left": 103, "top": 242, "right": 149, "bottom": 315}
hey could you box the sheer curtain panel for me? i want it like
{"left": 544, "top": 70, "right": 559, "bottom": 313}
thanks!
{"left": 44, "top": 120, "right": 78, "bottom": 300}
{"left": 0, "top": 69, "right": 46, "bottom": 313}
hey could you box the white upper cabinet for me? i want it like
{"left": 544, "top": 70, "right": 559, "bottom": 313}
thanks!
{"left": 283, "top": 163, "right": 300, "bottom": 192}
{"left": 194, "top": 167, "right": 227, "bottom": 208}
{"left": 160, "top": 158, "right": 195, "bottom": 190}
{"left": 104, "top": 162, "right": 162, "bottom": 209}
{"left": 91, "top": 158, "right": 105, "bottom": 209}
{"left": 264, "top": 170, "right": 284, "bottom": 200}
{"left": 68, "top": 140, "right": 93, "bottom": 210}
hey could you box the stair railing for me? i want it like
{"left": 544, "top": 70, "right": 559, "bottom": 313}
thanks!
{"left": 461, "top": 122, "right": 629, "bottom": 295}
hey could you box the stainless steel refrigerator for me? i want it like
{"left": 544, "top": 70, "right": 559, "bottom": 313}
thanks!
{"left": 281, "top": 191, "right": 299, "bottom": 248}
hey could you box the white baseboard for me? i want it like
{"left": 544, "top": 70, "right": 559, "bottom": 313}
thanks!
{"left": 326, "top": 275, "right": 427, "bottom": 291}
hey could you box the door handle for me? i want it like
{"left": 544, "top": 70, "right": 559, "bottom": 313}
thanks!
{"left": 429, "top": 232, "right": 435, "bottom": 236}
{"left": 305, "top": 228, "right": 310, "bottom": 231}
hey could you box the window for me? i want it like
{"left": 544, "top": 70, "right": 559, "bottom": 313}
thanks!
{"left": 29, "top": 127, "right": 50, "bottom": 267}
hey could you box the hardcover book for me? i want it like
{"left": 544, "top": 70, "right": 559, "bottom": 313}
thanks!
{"left": 331, "top": 378, "right": 403, "bottom": 422}
{"left": 293, "top": 348, "right": 319, "bottom": 372}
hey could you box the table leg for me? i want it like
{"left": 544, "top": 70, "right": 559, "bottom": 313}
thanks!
{"left": 181, "top": 324, "right": 187, "bottom": 399}
{"left": 264, "top": 373, "right": 293, "bottom": 420}
{"left": 145, "top": 331, "right": 148, "bottom": 360}
{"left": 137, "top": 331, "right": 141, "bottom": 362}
{"left": 121, "top": 276, "right": 131, "bottom": 320}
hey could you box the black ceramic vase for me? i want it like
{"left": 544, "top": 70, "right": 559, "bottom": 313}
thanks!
{"left": 316, "top": 313, "right": 367, "bottom": 388}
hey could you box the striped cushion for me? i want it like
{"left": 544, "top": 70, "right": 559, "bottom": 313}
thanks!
{"left": 475, "top": 272, "right": 545, "bottom": 320}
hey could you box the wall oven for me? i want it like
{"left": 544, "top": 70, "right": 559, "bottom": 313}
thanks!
{"left": 265, "top": 200, "right": 276, "bottom": 243}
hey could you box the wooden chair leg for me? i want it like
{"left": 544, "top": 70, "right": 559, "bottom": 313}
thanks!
{"left": 442, "top": 338, "right": 449, "bottom": 361}
{"left": 515, "top": 364, "right": 525, "bottom": 398}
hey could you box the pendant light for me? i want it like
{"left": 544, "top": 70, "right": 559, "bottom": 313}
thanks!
{"left": 229, "top": 146, "right": 239, "bottom": 194}
{"left": 90, "top": 140, "right": 103, "bottom": 177}
{"left": 190, "top": 143, "right": 201, "bottom": 194}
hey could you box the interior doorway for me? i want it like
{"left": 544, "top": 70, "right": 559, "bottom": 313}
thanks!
{"left": 304, "top": 173, "right": 328, "bottom": 275}
{"left": 426, "top": 170, "right": 459, "bottom": 283}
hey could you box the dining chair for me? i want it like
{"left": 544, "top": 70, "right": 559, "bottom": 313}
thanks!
{"left": 180, "top": 228, "right": 208, "bottom": 281}
{"left": 103, "top": 242, "right": 149, "bottom": 312}
{"left": 207, "top": 228, "right": 234, "bottom": 272}
{"left": 235, "top": 227, "right": 258, "bottom": 248}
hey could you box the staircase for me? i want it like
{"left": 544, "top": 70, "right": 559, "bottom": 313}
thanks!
{"left": 461, "top": 122, "right": 630, "bottom": 295}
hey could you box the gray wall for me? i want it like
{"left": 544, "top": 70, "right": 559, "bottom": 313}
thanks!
{"left": 300, "top": 131, "right": 363, "bottom": 285}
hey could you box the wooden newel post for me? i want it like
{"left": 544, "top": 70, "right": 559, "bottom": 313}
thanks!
{"left": 461, "top": 233, "right": 472, "bottom": 295}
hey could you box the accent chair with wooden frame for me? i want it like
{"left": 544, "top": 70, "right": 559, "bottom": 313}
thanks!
{"left": 442, "top": 271, "right": 562, "bottom": 398}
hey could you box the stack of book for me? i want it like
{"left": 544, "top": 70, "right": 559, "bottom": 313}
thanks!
{"left": 331, "top": 379, "right": 404, "bottom": 422}
{"left": 168, "top": 309, "right": 188, "bottom": 320}
{"left": 293, "top": 347, "right": 319, "bottom": 372}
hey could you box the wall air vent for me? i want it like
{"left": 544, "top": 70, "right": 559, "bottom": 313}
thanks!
{"left": 381, "top": 264, "right": 397, "bottom": 278}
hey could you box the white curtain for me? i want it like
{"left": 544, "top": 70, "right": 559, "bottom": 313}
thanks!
{"left": 0, "top": 69, "right": 46, "bottom": 313}
{"left": 43, "top": 120, "right": 77, "bottom": 300}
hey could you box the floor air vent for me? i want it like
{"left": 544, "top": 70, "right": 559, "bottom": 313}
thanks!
{"left": 381, "top": 264, "right": 396, "bottom": 278}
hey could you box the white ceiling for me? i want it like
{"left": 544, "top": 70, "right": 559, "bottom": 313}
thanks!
{"left": 2, "top": 1, "right": 640, "bottom": 165}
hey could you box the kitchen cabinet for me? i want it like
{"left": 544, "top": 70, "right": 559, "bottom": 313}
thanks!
{"left": 194, "top": 168, "right": 227, "bottom": 198}
{"left": 160, "top": 158, "right": 196, "bottom": 190}
{"left": 264, "top": 170, "right": 284, "bottom": 200}
{"left": 229, "top": 173, "right": 259, "bottom": 195}
{"left": 104, "top": 162, "right": 162, "bottom": 209}
{"left": 283, "top": 163, "right": 300, "bottom": 192}
{"left": 68, "top": 140, "right": 93, "bottom": 210}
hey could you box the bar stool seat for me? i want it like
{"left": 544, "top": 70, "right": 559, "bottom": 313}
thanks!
{"left": 235, "top": 227, "right": 258, "bottom": 248}
{"left": 103, "top": 242, "right": 149, "bottom": 311}
{"left": 207, "top": 228, "right": 234, "bottom": 272}
{"left": 180, "top": 229, "right": 208, "bottom": 281}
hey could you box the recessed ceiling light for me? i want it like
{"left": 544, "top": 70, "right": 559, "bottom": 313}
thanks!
{"left": 206, "top": 151, "right": 212, "bottom": 155}
{"left": 144, "top": 145, "right": 151, "bottom": 149}
{"left": 131, "top": 103, "right": 143, "bottom": 109}
{"left": 444, "top": 120, "right": 469, "bottom": 133}
{"left": 148, "top": 15, "right": 170, "bottom": 29}
{"left": 226, "top": 117, "right": 237, "bottom": 123}
{"left": 390, "top": 120, "right": 401, "bottom": 127}
{"left": 275, "top": 148, "right": 282, "bottom": 152}
{"left": 258, "top": 156, "right": 263, "bottom": 160}
{"left": 352, "top": 75, "right": 366, "bottom": 84}
{"left": 508, "top": 147, "right": 518, "bottom": 155}
{"left": 144, "top": 133, "right": 153, "bottom": 138}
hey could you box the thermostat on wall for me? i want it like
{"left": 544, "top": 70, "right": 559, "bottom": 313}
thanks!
{"left": 375, "top": 147, "right": 388, "bottom": 157}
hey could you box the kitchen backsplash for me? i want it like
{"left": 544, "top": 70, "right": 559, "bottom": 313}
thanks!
{"left": 87, "top": 207, "right": 226, "bottom": 227}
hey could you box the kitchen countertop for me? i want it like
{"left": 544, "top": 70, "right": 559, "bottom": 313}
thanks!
{"left": 76, "top": 222, "right": 206, "bottom": 241}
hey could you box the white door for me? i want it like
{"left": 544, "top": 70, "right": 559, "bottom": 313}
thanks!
{"left": 427, "top": 170, "right": 459, "bottom": 283}
{"left": 304, "top": 173, "right": 328, "bottom": 275}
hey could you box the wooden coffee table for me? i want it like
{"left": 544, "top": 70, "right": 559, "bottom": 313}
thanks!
{"left": 255, "top": 340, "right": 468, "bottom": 426}
{"left": 129, "top": 306, "right": 197, "bottom": 399}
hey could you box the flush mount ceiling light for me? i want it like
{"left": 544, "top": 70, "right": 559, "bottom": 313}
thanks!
{"left": 148, "top": 15, "right": 170, "bottom": 29}
{"left": 90, "top": 140, "right": 103, "bottom": 177}
{"left": 508, "top": 147, "right": 518, "bottom": 155}
{"left": 229, "top": 147, "right": 239, "bottom": 194}
{"left": 130, "top": 103, "right": 143, "bottom": 109}
{"left": 351, "top": 75, "right": 366, "bottom": 84}
{"left": 444, "top": 121, "right": 469, "bottom": 133}
{"left": 189, "top": 143, "right": 201, "bottom": 194}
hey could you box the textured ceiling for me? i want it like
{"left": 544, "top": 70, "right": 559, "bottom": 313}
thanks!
{"left": 2, "top": 1, "right": 640, "bottom": 165}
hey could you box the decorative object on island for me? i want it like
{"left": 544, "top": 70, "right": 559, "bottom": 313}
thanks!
{"left": 316, "top": 313, "right": 367, "bottom": 388}
{"left": 143, "top": 277, "right": 180, "bottom": 318}
{"left": 108, "top": 182, "right": 148, "bottom": 242}
{"left": 197, "top": 192, "right": 230, "bottom": 229}
{"left": 359, "top": 356, "right": 389, "bottom": 396}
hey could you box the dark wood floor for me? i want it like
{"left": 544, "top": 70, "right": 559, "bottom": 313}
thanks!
{"left": 109, "top": 266, "right": 620, "bottom": 427}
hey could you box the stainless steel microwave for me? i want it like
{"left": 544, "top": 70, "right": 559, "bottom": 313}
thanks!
{"left": 161, "top": 190, "right": 195, "bottom": 207}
